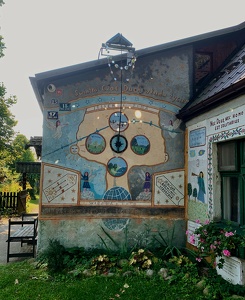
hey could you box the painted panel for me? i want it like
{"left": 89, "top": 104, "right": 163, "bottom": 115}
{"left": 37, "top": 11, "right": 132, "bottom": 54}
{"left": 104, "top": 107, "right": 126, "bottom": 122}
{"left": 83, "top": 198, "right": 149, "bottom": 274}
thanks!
{"left": 42, "top": 164, "right": 80, "bottom": 205}
{"left": 187, "top": 103, "right": 245, "bottom": 222}
{"left": 154, "top": 170, "right": 184, "bottom": 206}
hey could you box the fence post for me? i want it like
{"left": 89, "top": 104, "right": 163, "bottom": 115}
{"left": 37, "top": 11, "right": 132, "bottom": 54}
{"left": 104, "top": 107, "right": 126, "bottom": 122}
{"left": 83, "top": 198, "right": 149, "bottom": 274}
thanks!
{"left": 17, "top": 191, "right": 27, "bottom": 214}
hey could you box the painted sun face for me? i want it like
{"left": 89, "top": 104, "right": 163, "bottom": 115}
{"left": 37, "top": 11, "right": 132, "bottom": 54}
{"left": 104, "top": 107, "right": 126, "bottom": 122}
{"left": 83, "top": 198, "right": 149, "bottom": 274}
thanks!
{"left": 70, "top": 145, "right": 79, "bottom": 154}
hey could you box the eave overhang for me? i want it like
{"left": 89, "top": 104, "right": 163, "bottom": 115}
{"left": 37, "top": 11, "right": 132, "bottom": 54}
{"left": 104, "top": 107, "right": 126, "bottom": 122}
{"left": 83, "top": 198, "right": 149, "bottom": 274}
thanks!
{"left": 177, "top": 78, "right": 245, "bottom": 122}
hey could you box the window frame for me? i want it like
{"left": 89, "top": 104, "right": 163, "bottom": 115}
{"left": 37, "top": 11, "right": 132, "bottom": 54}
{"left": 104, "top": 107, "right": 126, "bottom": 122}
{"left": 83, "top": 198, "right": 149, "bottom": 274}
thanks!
{"left": 218, "top": 138, "right": 245, "bottom": 226}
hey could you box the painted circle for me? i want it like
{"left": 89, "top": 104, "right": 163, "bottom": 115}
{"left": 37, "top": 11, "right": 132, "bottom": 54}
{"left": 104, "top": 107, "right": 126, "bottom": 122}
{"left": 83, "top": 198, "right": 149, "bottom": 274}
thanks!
{"left": 109, "top": 111, "right": 129, "bottom": 132}
{"left": 131, "top": 135, "right": 150, "bottom": 155}
{"left": 107, "top": 157, "right": 127, "bottom": 177}
{"left": 85, "top": 133, "right": 106, "bottom": 154}
{"left": 110, "top": 134, "right": 128, "bottom": 153}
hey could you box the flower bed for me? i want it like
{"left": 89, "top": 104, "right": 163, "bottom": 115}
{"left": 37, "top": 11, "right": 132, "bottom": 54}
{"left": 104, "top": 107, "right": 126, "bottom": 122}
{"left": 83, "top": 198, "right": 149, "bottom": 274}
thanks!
{"left": 187, "top": 220, "right": 245, "bottom": 269}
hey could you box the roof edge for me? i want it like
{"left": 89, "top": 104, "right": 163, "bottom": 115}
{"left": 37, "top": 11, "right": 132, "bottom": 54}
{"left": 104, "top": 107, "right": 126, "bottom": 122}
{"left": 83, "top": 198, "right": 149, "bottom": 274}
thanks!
{"left": 177, "top": 78, "right": 245, "bottom": 122}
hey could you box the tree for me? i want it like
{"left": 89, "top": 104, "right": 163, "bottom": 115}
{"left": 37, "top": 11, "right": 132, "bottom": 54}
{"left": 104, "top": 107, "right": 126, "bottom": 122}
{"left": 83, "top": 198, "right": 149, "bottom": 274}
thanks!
{"left": 0, "top": 1, "right": 6, "bottom": 58}
{"left": 187, "top": 183, "right": 192, "bottom": 200}
{"left": 5, "top": 134, "right": 35, "bottom": 171}
{"left": 0, "top": 84, "right": 17, "bottom": 151}
{"left": 192, "top": 188, "right": 197, "bottom": 201}
{"left": 0, "top": 2, "right": 17, "bottom": 151}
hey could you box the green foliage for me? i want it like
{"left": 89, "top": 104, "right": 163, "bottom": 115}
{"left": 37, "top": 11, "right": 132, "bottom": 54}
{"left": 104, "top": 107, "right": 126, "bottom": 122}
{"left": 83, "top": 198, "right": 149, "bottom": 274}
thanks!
{"left": 5, "top": 134, "right": 35, "bottom": 171}
{"left": 0, "top": 83, "right": 17, "bottom": 151}
{"left": 193, "top": 220, "right": 245, "bottom": 268}
{"left": 0, "top": 134, "right": 38, "bottom": 194}
{"left": 89, "top": 254, "right": 116, "bottom": 274}
{"left": 2, "top": 255, "right": 245, "bottom": 299}
{"left": 38, "top": 239, "right": 66, "bottom": 273}
{"left": 98, "top": 225, "right": 137, "bottom": 257}
{"left": 154, "top": 225, "right": 182, "bottom": 259}
{"left": 0, "top": 1, "right": 5, "bottom": 59}
{"left": 0, "top": 35, "right": 5, "bottom": 58}
{"left": 129, "top": 249, "right": 156, "bottom": 269}
{"left": 98, "top": 223, "right": 158, "bottom": 258}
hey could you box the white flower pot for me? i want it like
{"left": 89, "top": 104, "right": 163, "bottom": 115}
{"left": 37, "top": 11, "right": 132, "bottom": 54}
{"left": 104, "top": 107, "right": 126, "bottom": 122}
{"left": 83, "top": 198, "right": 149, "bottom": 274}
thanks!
{"left": 216, "top": 256, "right": 245, "bottom": 285}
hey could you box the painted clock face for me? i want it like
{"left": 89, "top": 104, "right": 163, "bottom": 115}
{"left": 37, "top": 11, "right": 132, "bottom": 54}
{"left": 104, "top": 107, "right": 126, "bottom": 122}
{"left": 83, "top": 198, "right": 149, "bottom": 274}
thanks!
{"left": 110, "top": 134, "right": 128, "bottom": 153}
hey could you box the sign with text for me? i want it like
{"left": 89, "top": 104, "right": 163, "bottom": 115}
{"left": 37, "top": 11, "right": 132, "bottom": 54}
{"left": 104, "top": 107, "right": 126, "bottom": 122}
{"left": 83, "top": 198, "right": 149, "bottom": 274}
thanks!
{"left": 216, "top": 256, "right": 245, "bottom": 285}
{"left": 189, "top": 127, "right": 206, "bottom": 148}
{"left": 154, "top": 170, "right": 184, "bottom": 206}
{"left": 207, "top": 105, "right": 245, "bottom": 135}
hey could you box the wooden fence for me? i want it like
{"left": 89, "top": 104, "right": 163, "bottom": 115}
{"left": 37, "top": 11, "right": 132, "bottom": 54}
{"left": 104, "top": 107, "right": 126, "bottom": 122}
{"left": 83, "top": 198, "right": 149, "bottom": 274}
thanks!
{"left": 0, "top": 192, "right": 19, "bottom": 213}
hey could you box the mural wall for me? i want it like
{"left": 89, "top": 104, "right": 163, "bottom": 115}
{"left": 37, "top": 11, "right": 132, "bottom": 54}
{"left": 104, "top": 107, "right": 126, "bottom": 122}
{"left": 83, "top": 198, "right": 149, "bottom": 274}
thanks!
{"left": 187, "top": 100, "right": 245, "bottom": 242}
{"left": 38, "top": 49, "right": 192, "bottom": 248}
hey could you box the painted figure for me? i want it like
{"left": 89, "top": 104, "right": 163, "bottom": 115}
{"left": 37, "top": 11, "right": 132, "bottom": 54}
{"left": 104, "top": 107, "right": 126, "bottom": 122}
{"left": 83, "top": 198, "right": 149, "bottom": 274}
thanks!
{"left": 81, "top": 172, "right": 91, "bottom": 191}
{"left": 197, "top": 171, "right": 206, "bottom": 203}
{"left": 143, "top": 172, "right": 151, "bottom": 192}
{"left": 46, "top": 119, "right": 69, "bottom": 139}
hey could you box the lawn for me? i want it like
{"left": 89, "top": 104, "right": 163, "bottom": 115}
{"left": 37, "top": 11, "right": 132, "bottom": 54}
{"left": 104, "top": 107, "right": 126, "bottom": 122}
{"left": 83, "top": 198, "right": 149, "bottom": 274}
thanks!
{"left": 0, "top": 260, "right": 210, "bottom": 300}
{"left": 1, "top": 253, "right": 245, "bottom": 300}
{"left": 26, "top": 195, "right": 39, "bottom": 213}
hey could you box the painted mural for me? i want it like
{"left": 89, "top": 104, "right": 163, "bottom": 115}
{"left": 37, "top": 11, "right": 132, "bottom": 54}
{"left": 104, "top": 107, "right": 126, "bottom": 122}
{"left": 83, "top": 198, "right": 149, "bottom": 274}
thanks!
{"left": 40, "top": 51, "right": 189, "bottom": 215}
{"left": 41, "top": 93, "right": 185, "bottom": 209}
{"left": 187, "top": 124, "right": 208, "bottom": 223}
{"left": 187, "top": 104, "right": 245, "bottom": 223}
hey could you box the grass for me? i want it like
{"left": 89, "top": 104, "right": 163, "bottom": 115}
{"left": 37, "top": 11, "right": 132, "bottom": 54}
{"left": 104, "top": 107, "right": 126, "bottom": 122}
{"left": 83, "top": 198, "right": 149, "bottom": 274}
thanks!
{"left": 26, "top": 195, "right": 39, "bottom": 213}
{"left": 0, "top": 260, "right": 212, "bottom": 300}
{"left": 1, "top": 252, "right": 245, "bottom": 300}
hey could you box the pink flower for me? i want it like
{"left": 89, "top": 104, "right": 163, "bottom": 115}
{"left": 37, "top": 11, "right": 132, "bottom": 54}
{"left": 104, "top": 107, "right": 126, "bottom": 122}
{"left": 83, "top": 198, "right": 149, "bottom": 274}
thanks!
{"left": 225, "top": 232, "right": 234, "bottom": 237}
{"left": 186, "top": 230, "right": 189, "bottom": 235}
{"left": 195, "top": 219, "right": 200, "bottom": 224}
{"left": 196, "top": 257, "right": 202, "bottom": 262}
{"left": 223, "top": 250, "right": 231, "bottom": 257}
{"left": 190, "top": 235, "right": 195, "bottom": 245}
{"left": 210, "top": 244, "right": 216, "bottom": 250}
{"left": 204, "top": 220, "right": 210, "bottom": 225}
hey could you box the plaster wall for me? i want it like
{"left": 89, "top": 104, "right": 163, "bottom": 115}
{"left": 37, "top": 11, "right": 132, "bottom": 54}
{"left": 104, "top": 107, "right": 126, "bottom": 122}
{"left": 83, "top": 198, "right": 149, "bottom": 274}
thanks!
{"left": 38, "top": 47, "right": 193, "bottom": 250}
{"left": 37, "top": 218, "right": 186, "bottom": 252}
{"left": 186, "top": 95, "right": 245, "bottom": 237}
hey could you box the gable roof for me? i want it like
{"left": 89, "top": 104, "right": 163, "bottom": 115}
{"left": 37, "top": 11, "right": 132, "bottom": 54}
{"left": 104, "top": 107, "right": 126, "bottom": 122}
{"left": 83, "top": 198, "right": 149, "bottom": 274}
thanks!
{"left": 178, "top": 42, "right": 245, "bottom": 121}
{"left": 30, "top": 21, "right": 245, "bottom": 113}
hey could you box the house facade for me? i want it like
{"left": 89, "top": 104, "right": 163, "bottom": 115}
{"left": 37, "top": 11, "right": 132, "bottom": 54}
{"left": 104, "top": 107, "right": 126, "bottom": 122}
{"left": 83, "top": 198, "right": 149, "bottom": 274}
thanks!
{"left": 30, "top": 22, "right": 245, "bottom": 251}
{"left": 179, "top": 41, "right": 245, "bottom": 246}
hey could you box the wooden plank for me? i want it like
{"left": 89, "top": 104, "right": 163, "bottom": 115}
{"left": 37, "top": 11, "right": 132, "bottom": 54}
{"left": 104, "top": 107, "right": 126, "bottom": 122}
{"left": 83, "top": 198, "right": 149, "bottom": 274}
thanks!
{"left": 10, "top": 225, "right": 34, "bottom": 238}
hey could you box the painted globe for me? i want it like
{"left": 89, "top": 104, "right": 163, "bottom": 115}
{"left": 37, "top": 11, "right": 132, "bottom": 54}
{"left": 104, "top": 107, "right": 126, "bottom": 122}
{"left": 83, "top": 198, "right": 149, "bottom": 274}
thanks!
{"left": 102, "top": 186, "right": 131, "bottom": 230}
{"left": 103, "top": 186, "right": 131, "bottom": 201}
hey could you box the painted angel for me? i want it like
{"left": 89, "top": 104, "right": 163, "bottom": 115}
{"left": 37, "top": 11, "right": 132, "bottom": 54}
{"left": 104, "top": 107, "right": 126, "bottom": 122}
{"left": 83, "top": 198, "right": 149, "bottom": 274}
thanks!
{"left": 46, "top": 119, "right": 69, "bottom": 139}
{"left": 161, "top": 118, "right": 182, "bottom": 138}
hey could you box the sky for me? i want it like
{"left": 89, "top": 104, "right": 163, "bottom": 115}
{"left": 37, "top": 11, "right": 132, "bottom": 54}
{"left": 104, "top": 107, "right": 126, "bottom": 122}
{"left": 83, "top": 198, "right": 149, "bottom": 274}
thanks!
{"left": 0, "top": 0, "right": 244, "bottom": 139}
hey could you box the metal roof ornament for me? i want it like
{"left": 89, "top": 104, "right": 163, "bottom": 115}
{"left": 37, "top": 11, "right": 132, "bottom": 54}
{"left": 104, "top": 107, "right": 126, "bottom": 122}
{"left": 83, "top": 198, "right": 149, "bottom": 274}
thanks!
{"left": 99, "top": 33, "right": 136, "bottom": 82}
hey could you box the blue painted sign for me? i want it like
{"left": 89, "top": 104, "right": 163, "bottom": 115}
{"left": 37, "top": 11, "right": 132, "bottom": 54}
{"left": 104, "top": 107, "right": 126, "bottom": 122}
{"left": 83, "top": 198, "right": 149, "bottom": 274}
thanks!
{"left": 189, "top": 127, "right": 206, "bottom": 147}
{"left": 47, "top": 111, "right": 58, "bottom": 119}
{"left": 59, "top": 103, "right": 71, "bottom": 111}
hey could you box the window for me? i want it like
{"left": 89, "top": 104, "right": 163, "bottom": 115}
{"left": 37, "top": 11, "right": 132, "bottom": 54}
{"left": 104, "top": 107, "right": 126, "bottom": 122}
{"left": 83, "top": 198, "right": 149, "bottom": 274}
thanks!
{"left": 218, "top": 139, "right": 245, "bottom": 225}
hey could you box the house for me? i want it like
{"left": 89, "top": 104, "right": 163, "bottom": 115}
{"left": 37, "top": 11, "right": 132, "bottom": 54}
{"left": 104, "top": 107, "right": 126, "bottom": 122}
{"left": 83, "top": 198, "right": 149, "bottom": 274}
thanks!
{"left": 30, "top": 22, "right": 245, "bottom": 253}
{"left": 178, "top": 26, "right": 245, "bottom": 249}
